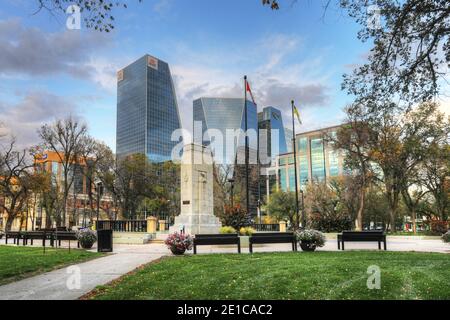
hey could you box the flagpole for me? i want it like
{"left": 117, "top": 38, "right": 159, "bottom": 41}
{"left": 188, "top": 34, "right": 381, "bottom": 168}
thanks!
{"left": 291, "top": 100, "right": 300, "bottom": 230}
{"left": 244, "top": 76, "right": 250, "bottom": 216}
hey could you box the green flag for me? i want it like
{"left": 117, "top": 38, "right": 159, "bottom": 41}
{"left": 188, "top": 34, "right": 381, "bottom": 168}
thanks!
{"left": 293, "top": 104, "right": 302, "bottom": 124}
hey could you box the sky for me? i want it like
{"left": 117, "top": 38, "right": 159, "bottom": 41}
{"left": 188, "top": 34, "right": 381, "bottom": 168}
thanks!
{"left": 0, "top": 0, "right": 375, "bottom": 150}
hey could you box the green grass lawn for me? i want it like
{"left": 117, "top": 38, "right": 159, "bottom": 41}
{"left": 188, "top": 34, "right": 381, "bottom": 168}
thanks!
{"left": 0, "top": 245, "right": 103, "bottom": 285}
{"left": 89, "top": 251, "right": 450, "bottom": 300}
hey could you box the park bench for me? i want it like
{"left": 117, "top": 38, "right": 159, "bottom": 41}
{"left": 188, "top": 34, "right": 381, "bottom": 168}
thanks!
{"left": 5, "top": 231, "right": 22, "bottom": 245}
{"left": 22, "top": 231, "right": 53, "bottom": 247}
{"left": 193, "top": 234, "right": 241, "bottom": 254}
{"left": 337, "top": 231, "right": 387, "bottom": 250}
{"left": 50, "top": 231, "right": 80, "bottom": 248}
{"left": 249, "top": 232, "right": 297, "bottom": 253}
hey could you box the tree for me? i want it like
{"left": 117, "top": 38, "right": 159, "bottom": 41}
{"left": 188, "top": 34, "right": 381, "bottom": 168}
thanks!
{"left": 342, "top": 0, "right": 450, "bottom": 107}
{"left": 213, "top": 164, "right": 234, "bottom": 218}
{"left": 78, "top": 136, "right": 112, "bottom": 221}
{"left": 95, "top": 148, "right": 123, "bottom": 220}
{"left": 38, "top": 117, "right": 87, "bottom": 226}
{"left": 264, "top": 190, "right": 298, "bottom": 228}
{"left": 32, "top": 0, "right": 143, "bottom": 32}
{"left": 0, "top": 139, "right": 34, "bottom": 231}
{"left": 217, "top": 204, "right": 252, "bottom": 230}
{"left": 265, "top": 1, "right": 449, "bottom": 107}
{"left": 105, "top": 154, "right": 163, "bottom": 219}
{"left": 304, "top": 180, "right": 353, "bottom": 232}
{"left": 420, "top": 142, "right": 450, "bottom": 221}
{"left": 328, "top": 104, "right": 375, "bottom": 230}
{"left": 399, "top": 102, "right": 449, "bottom": 232}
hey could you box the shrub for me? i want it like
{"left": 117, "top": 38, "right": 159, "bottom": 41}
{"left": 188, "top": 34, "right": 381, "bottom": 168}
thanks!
{"left": 220, "top": 226, "right": 237, "bottom": 234}
{"left": 295, "top": 229, "right": 326, "bottom": 247}
{"left": 164, "top": 232, "right": 193, "bottom": 254}
{"left": 429, "top": 220, "right": 448, "bottom": 235}
{"left": 308, "top": 213, "right": 352, "bottom": 233}
{"left": 261, "top": 216, "right": 278, "bottom": 224}
{"left": 239, "top": 227, "right": 255, "bottom": 236}
{"left": 217, "top": 204, "right": 252, "bottom": 230}
{"left": 442, "top": 231, "right": 450, "bottom": 243}
{"left": 76, "top": 229, "right": 97, "bottom": 249}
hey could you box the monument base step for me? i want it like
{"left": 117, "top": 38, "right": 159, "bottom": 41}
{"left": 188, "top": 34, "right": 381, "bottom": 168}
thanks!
{"left": 113, "top": 232, "right": 155, "bottom": 244}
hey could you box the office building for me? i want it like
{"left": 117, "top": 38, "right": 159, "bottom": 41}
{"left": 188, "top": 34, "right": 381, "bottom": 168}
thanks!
{"left": 193, "top": 97, "right": 259, "bottom": 215}
{"left": 116, "top": 54, "right": 182, "bottom": 162}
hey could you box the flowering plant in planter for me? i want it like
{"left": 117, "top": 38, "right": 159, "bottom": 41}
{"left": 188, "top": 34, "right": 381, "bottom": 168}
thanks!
{"left": 76, "top": 229, "right": 97, "bottom": 249}
{"left": 442, "top": 231, "right": 450, "bottom": 243}
{"left": 165, "top": 232, "right": 193, "bottom": 255}
{"left": 295, "top": 229, "right": 326, "bottom": 252}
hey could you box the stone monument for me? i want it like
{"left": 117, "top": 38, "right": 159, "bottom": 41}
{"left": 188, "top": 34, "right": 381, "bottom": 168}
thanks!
{"left": 170, "top": 143, "right": 222, "bottom": 235}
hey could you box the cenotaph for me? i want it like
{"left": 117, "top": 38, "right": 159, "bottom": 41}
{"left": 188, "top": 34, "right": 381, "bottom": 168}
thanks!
{"left": 170, "top": 143, "right": 222, "bottom": 235}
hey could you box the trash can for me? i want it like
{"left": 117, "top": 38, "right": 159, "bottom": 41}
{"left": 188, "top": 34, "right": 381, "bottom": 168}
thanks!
{"left": 97, "top": 229, "right": 113, "bottom": 252}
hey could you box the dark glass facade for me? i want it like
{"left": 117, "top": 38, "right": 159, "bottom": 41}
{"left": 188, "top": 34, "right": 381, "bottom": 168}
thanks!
{"left": 116, "top": 55, "right": 181, "bottom": 162}
{"left": 193, "top": 97, "right": 259, "bottom": 216}
{"left": 258, "top": 106, "right": 288, "bottom": 165}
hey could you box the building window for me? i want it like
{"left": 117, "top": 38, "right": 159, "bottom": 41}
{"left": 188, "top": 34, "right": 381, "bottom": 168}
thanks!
{"left": 279, "top": 168, "right": 287, "bottom": 192}
{"left": 288, "top": 167, "right": 296, "bottom": 192}
{"left": 52, "top": 162, "right": 59, "bottom": 175}
{"left": 310, "top": 138, "right": 326, "bottom": 182}
{"left": 329, "top": 150, "right": 339, "bottom": 177}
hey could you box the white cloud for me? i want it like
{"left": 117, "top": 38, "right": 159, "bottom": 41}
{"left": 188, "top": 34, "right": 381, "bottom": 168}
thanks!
{"left": 0, "top": 91, "right": 82, "bottom": 147}
{"left": 0, "top": 18, "right": 115, "bottom": 91}
{"left": 169, "top": 33, "right": 335, "bottom": 134}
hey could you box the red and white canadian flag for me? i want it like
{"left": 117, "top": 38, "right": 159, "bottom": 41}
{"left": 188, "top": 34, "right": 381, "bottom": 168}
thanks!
{"left": 246, "top": 80, "right": 256, "bottom": 105}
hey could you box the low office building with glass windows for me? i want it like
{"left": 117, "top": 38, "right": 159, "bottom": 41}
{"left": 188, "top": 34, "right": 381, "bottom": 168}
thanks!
{"left": 263, "top": 125, "right": 345, "bottom": 197}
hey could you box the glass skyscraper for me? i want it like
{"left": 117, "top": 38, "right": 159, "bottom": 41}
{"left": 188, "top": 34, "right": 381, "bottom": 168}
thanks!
{"left": 193, "top": 98, "right": 258, "bottom": 165}
{"left": 193, "top": 97, "right": 259, "bottom": 216}
{"left": 258, "top": 106, "right": 289, "bottom": 165}
{"left": 116, "top": 54, "right": 181, "bottom": 161}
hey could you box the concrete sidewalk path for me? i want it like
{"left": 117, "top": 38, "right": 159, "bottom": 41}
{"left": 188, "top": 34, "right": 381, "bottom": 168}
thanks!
{"left": 0, "top": 244, "right": 167, "bottom": 300}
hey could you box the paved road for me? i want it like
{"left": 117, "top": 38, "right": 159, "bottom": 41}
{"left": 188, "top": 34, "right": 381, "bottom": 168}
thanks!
{"left": 0, "top": 236, "right": 448, "bottom": 300}
{"left": 0, "top": 244, "right": 167, "bottom": 300}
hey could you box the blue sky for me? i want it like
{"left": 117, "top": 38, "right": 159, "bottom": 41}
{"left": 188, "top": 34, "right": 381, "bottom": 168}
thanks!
{"left": 0, "top": 0, "right": 373, "bottom": 150}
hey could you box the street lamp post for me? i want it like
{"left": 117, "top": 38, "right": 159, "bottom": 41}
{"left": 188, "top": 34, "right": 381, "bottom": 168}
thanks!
{"left": 96, "top": 181, "right": 103, "bottom": 225}
{"left": 300, "top": 190, "right": 305, "bottom": 228}
{"left": 228, "top": 178, "right": 235, "bottom": 208}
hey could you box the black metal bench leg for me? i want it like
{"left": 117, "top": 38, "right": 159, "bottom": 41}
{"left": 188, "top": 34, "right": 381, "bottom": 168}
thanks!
{"left": 249, "top": 243, "right": 253, "bottom": 254}
{"left": 338, "top": 240, "right": 340, "bottom": 250}
{"left": 193, "top": 244, "right": 197, "bottom": 254}
{"left": 378, "top": 241, "right": 381, "bottom": 250}
{"left": 77, "top": 241, "right": 80, "bottom": 248}
{"left": 238, "top": 243, "right": 241, "bottom": 254}
{"left": 384, "top": 240, "right": 387, "bottom": 251}
{"left": 342, "top": 241, "right": 344, "bottom": 250}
